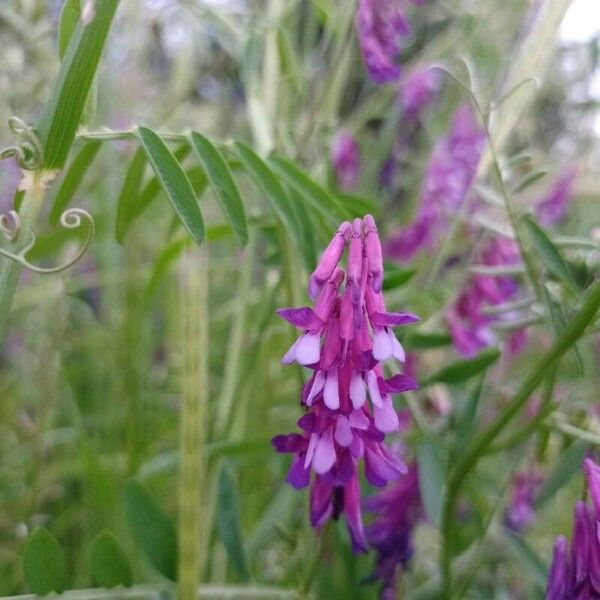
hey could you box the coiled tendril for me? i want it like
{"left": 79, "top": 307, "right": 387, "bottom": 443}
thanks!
{"left": 0, "top": 208, "right": 95, "bottom": 274}
{"left": 0, "top": 117, "right": 44, "bottom": 170}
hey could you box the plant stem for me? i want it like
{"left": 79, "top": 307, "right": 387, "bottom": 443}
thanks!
{"left": 0, "top": 170, "right": 48, "bottom": 341}
{"left": 178, "top": 247, "right": 209, "bottom": 600}
{"left": 439, "top": 279, "right": 600, "bottom": 597}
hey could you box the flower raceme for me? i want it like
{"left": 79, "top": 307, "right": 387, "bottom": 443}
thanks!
{"left": 272, "top": 216, "right": 419, "bottom": 552}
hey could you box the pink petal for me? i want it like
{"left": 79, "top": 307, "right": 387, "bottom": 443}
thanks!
{"left": 295, "top": 332, "right": 321, "bottom": 365}
{"left": 372, "top": 328, "right": 394, "bottom": 361}
{"left": 348, "top": 410, "right": 370, "bottom": 430}
{"left": 313, "top": 430, "right": 336, "bottom": 474}
{"left": 306, "top": 370, "right": 326, "bottom": 406}
{"left": 370, "top": 311, "right": 420, "bottom": 327}
{"left": 378, "top": 373, "right": 419, "bottom": 394}
{"left": 334, "top": 415, "right": 353, "bottom": 447}
{"left": 276, "top": 307, "right": 324, "bottom": 331}
{"left": 349, "top": 373, "right": 367, "bottom": 409}
{"left": 323, "top": 370, "right": 340, "bottom": 410}
{"left": 304, "top": 432, "right": 319, "bottom": 469}
{"left": 373, "top": 397, "right": 400, "bottom": 433}
{"left": 366, "top": 369, "right": 383, "bottom": 407}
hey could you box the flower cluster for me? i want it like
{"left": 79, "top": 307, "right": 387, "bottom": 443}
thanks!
{"left": 386, "top": 105, "right": 485, "bottom": 260}
{"left": 365, "top": 463, "right": 423, "bottom": 598}
{"left": 447, "top": 236, "right": 526, "bottom": 357}
{"left": 331, "top": 132, "right": 361, "bottom": 191}
{"left": 399, "top": 67, "right": 440, "bottom": 120}
{"left": 546, "top": 458, "right": 600, "bottom": 599}
{"left": 504, "top": 468, "right": 543, "bottom": 533}
{"left": 272, "top": 216, "right": 419, "bottom": 552}
{"left": 356, "top": 0, "right": 416, "bottom": 84}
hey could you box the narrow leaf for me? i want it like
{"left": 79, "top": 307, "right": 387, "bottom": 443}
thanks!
{"left": 535, "top": 440, "right": 587, "bottom": 508}
{"left": 234, "top": 143, "right": 300, "bottom": 241}
{"left": 189, "top": 133, "right": 248, "bottom": 246}
{"left": 36, "top": 0, "right": 121, "bottom": 169}
{"left": 124, "top": 480, "right": 177, "bottom": 580}
{"left": 23, "top": 528, "right": 68, "bottom": 594}
{"left": 423, "top": 348, "right": 501, "bottom": 386}
{"left": 137, "top": 127, "right": 205, "bottom": 245}
{"left": 504, "top": 531, "right": 547, "bottom": 588}
{"left": 115, "top": 147, "right": 147, "bottom": 244}
{"left": 217, "top": 464, "right": 250, "bottom": 581}
{"left": 454, "top": 376, "right": 485, "bottom": 450}
{"left": 523, "top": 215, "right": 580, "bottom": 296}
{"left": 268, "top": 156, "right": 350, "bottom": 222}
{"left": 403, "top": 331, "right": 452, "bottom": 351}
{"left": 382, "top": 266, "right": 416, "bottom": 291}
{"left": 58, "top": 0, "right": 80, "bottom": 60}
{"left": 90, "top": 530, "right": 133, "bottom": 588}
{"left": 416, "top": 439, "right": 445, "bottom": 527}
{"left": 511, "top": 169, "right": 548, "bottom": 194}
{"left": 49, "top": 141, "right": 101, "bottom": 224}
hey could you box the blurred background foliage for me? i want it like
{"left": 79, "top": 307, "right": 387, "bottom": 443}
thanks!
{"left": 0, "top": 0, "right": 598, "bottom": 597}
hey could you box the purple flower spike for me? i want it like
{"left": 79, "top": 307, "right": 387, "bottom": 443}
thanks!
{"left": 399, "top": 67, "right": 440, "bottom": 120}
{"left": 535, "top": 170, "right": 576, "bottom": 228}
{"left": 546, "top": 536, "right": 569, "bottom": 600}
{"left": 273, "top": 216, "right": 418, "bottom": 553}
{"left": 331, "top": 132, "right": 361, "bottom": 191}
{"left": 584, "top": 458, "right": 600, "bottom": 517}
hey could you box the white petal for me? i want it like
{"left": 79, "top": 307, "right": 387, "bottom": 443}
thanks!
{"left": 306, "top": 370, "right": 326, "bottom": 406}
{"left": 374, "top": 396, "right": 400, "bottom": 433}
{"left": 313, "top": 430, "right": 336, "bottom": 474}
{"left": 372, "top": 327, "right": 394, "bottom": 361}
{"left": 304, "top": 432, "right": 319, "bottom": 469}
{"left": 295, "top": 332, "right": 321, "bottom": 365}
{"left": 323, "top": 370, "right": 340, "bottom": 410}
{"left": 366, "top": 369, "right": 383, "bottom": 408}
{"left": 391, "top": 332, "right": 406, "bottom": 362}
{"left": 334, "top": 416, "right": 353, "bottom": 447}
{"left": 349, "top": 372, "right": 367, "bottom": 409}
{"left": 281, "top": 336, "right": 301, "bottom": 364}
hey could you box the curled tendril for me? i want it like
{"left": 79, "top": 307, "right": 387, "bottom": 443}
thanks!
{"left": 0, "top": 208, "right": 95, "bottom": 275}
{"left": 0, "top": 117, "right": 44, "bottom": 170}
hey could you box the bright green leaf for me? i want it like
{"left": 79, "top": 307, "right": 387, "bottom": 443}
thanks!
{"left": 382, "top": 266, "right": 416, "bottom": 291}
{"left": 58, "top": 0, "right": 81, "bottom": 60}
{"left": 416, "top": 439, "right": 445, "bottom": 527}
{"left": 423, "top": 348, "right": 501, "bottom": 386}
{"left": 124, "top": 480, "right": 177, "bottom": 580}
{"left": 217, "top": 464, "right": 250, "bottom": 581}
{"left": 23, "top": 528, "right": 68, "bottom": 594}
{"left": 115, "top": 147, "right": 147, "bottom": 244}
{"left": 189, "top": 133, "right": 248, "bottom": 246}
{"left": 90, "top": 530, "right": 133, "bottom": 588}
{"left": 49, "top": 141, "right": 101, "bottom": 224}
{"left": 137, "top": 127, "right": 205, "bottom": 245}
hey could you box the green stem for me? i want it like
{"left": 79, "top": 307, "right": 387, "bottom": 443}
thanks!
{"left": 439, "top": 279, "right": 600, "bottom": 597}
{"left": 0, "top": 170, "right": 48, "bottom": 341}
{"left": 178, "top": 247, "right": 209, "bottom": 600}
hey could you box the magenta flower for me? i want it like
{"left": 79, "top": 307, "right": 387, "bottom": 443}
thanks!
{"left": 447, "top": 236, "right": 527, "bottom": 358}
{"left": 504, "top": 468, "right": 543, "bottom": 533}
{"left": 386, "top": 105, "right": 484, "bottom": 260}
{"left": 364, "top": 464, "right": 422, "bottom": 598}
{"left": 535, "top": 170, "right": 576, "bottom": 228}
{"left": 273, "top": 216, "right": 419, "bottom": 552}
{"left": 546, "top": 458, "right": 600, "bottom": 598}
{"left": 356, "top": 0, "right": 411, "bottom": 84}
{"left": 399, "top": 68, "right": 440, "bottom": 120}
{"left": 331, "top": 132, "right": 361, "bottom": 191}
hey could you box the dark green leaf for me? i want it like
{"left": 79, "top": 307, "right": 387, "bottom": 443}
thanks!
{"left": 535, "top": 440, "right": 586, "bottom": 508}
{"left": 124, "top": 480, "right": 177, "bottom": 580}
{"left": 90, "top": 530, "right": 133, "bottom": 588}
{"left": 403, "top": 331, "right": 453, "bottom": 351}
{"left": 115, "top": 148, "right": 147, "bottom": 244}
{"left": 189, "top": 133, "right": 248, "bottom": 246}
{"left": 216, "top": 464, "right": 250, "bottom": 581}
{"left": 268, "top": 156, "right": 350, "bottom": 222}
{"left": 36, "top": 0, "right": 121, "bottom": 169}
{"left": 422, "top": 348, "right": 501, "bottom": 386}
{"left": 523, "top": 215, "right": 580, "bottom": 296}
{"left": 234, "top": 143, "right": 300, "bottom": 241}
{"left": 23, "top": 528, "right": 68, "bottom": 594}
{"left": 416, "top": 439, "right": 445, "bottom": 527}
{"left": 382, "top": 266, "right": 416, "bottom": 291}
{"left": 454, "top": 376, "right": 485, "bottom": 450}
{"left": 58, "top": 0, "right": 80, "bottom": 60}
{"left": 49, "top": 141, "right": 101, "bottom": 223}
{"left": 137, "top": 127, "right": 205, "bottom": 245}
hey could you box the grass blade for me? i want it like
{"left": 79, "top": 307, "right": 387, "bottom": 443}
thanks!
{"left": 115, "top": 147, "right": 147, "bottom": 244}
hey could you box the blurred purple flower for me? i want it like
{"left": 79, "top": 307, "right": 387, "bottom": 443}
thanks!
{"left": 386, "top": 105, "right": 484, "bottom": 260}
{"left": 546, "top": 458, "right": 600, "bottom": 599}
{"left": 331, "top": 132, "right": 361, "bottom": 191}
{"left": 399, "top": 68, "right": 440, "bottom": 120}
{"left": 356, "top": 0, "right": 411, "bottom": 84}
{"left": 273, "top": 216, "right": 419, "bottom": 552}
{"left": 504, "top": 468, "right": 543, "bottom": 533}
{"left": 0, "top": 158, "right": 21, "bottom": 214}
{"left": 535, "top": 170, "right": 576, "bottom": 228}
{"left": 365, "top": 464, "right": 422, "bottom": 598}
{"left": 446, "top": 237, "right": 527, "bottom": 358}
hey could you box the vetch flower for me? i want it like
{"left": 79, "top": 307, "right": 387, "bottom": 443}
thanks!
{"left": 535, "top": 170, "right": 576, "bottom": 228}
{"left": 399, "top": 67, "right": 440, "bottom": 120}
{"left": 331, "top": 132, "right": 361, "bottom": 191}
{"left": 504, "top": 468, "right": 543, "bottom": 533}
{"left": 273, "top": 216, "right": 419, "bottom": 552}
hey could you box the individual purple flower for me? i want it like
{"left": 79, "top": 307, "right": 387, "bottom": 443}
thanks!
{"left": 446, "top": 236, "right": 528, "bottom": 358}
{"left": 365, "top": 463, "right": 422, "bottom": 598}
{"left": 535, "top": 170, "right": 576, "bottom": 228}
{"left": 546, "top": 458, "right": 600, "bottom": 599}
{"left": 356, "top": 0, "right": 411, "bottom": 84}
{"left": 399, "top": 68, "right": 440, "bottom": 120}
{"left": 386, "top": 105, "right": 484, "bottom": 260}
{"left": 273, "top": 216, "right": 419, "bottom": 552}
{"left": 331, "top": 132, "right": 361, "bottom": 191}
{"left": 504, "top": 468, "right": 543, "bottom": 533}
